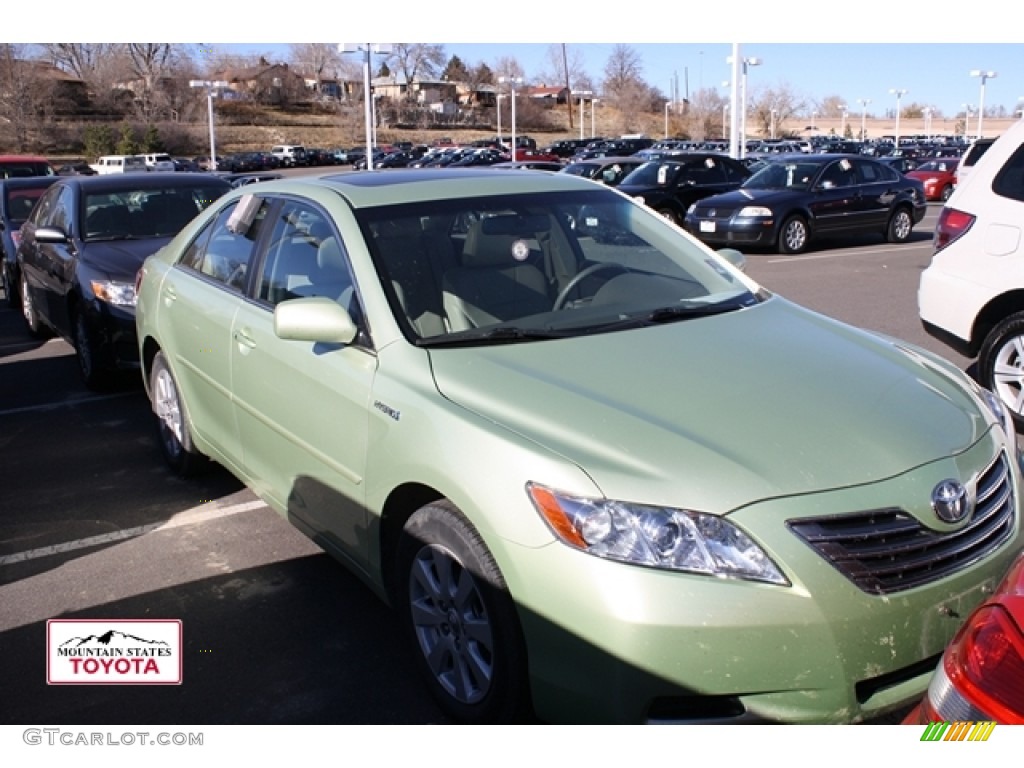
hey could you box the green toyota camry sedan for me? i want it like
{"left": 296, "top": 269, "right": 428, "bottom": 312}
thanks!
{"left": 135, "top": 168, "right": 1022, "bottom": 724}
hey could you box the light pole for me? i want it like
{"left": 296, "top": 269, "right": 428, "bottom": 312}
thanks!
{"left": 371, "top": 93, "right": 382, "bottom": 148}
{"left": 858, "top": 98, "right": 871, "bottom": 141}
{"left": 499, "top": 76, "right": 522, "bottom": 159}
{"left": 970, "top": 70, "right": 997, "bottom": 139}
{"left": 810, "top": 110, "right": 817, "bottom": 135}
{"left": 923, "top": 107, "right": 933, "bottom": 139}
{"left": 496, "top": 94, "right": 504, "bottom": 146}
{"left": 188, "top": 79, "right": 229, "bottom": 171}
{"left": 722, "top": 102, "right": 730, "bottom": 140}
{"left": 770, "top": 108, "right": 778, "bottom": 140}
{"left": 664, "top": 100, "right": 672, "bottom": 139}
{"left": 591, "top": 98, "right": 598, "bottom": 139}
{"left": 962, "top": 104, "right": 974, "bottom": 141}
{"left": 839, "top": 104, "right": 848, "bottom": 137}
{"left": 889, "top": 88, "right": 907, "bottom": 147}
{"left": 739, "top": 56, "right": 761, "bottom": 158}
{"left": 574, "top": 90, "right": 592, "bottom": 141}
{"left": 339, "top": 43, "right": 392, "bottom": 170}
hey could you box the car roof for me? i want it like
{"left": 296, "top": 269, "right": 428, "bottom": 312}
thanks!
{"left": 235, "top": 168, "right": 605, "bottom": 209}
{"left": 0, "top": 176, "right": 62, "bottom": 191}
{"left": 53, "top": 173, "right": 231, "bottom": 192}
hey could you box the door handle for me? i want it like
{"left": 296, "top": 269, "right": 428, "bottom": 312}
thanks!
{"left": 233, "top": 328, "right": 256, "bottom": 351}
{"left": 163, "top": 285, "right": 177, "bottom": 306}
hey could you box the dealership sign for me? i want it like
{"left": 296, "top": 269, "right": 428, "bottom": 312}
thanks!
{"left": 47, "top": 619, "right": 182, "bottom": 685}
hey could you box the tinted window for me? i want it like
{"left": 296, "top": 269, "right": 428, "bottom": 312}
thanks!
{"left": 4, "top": 188, "right": 48, "bottom": 225}
{"left": 992, "top": 143, "right": 1024, "bottom": 203}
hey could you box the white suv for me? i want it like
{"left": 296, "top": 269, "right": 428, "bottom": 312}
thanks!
{"left": 142, "top": 153, "right": 175, "bottom": 172}
{"left": 919, "top": 119, "right": 1024, "bottom": 429}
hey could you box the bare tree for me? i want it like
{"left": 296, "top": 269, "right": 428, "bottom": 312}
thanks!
{"left": 0, "top": 44, "right": 69, "bottom": 151}
{"left": 749, "top": 83, "right": 807, "bottom": 138}
{"left": 288, "top": 43, "right": 342, "bottom": 92}
{"left": 385, "top": 44, "right": 447, "bottom": 96}
{"left": 536, "top": 44, "right": 590, "bottom": 129}
{"left": 601, "top": 45, "right": 649, "bottom": 133}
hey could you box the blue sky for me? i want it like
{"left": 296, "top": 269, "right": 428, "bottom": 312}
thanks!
{"left": 12, "top": 2, "right": 1023, "bottom": 120}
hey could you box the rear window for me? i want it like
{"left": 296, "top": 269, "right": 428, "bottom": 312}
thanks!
{"left": 4, "top": 188, "right": 47, "bottom": 224}
{"left": 0, "top": 162, "right": 55, "bottom": 179}
{"left": 991, "top": 143, "right": 1024, "bottom": 203}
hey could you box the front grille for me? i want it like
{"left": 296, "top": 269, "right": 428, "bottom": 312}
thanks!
{"left": 787, "top": 452, "right": 1015, "bottom": 594}
{"left": 695, "top": 206, "right": 739, "bottom": 220}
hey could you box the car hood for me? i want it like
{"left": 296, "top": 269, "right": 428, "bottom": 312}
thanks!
{"left": 80, "top": 237, "right": 173, "bottom": 280}
{"left": 429, "top": 298, "right": 989, "bottom": 512}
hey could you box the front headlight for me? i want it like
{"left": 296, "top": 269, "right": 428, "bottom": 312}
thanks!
{"left": 978, "top": 387, "right": 1017, "bottom": 440}
{"left": 737, "top": 206, "right": 773, "bottom": 218}
{"left": 90, "top": 279, "right": 137, "bottom": 307}
{"left": 527, "top": 483, "right": 788, "bottom": 584}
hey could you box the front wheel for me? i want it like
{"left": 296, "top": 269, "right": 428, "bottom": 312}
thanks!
{"left": 978, "top": 312, "right": 1024, "bottom": 433}
{"left": 886, "top": 206, "right": 913, "bottom": 243}
{"left": 778, "top": 215, "right": 809, "bottom": 254}
{"left": 20, "top": 272, "right": 47, "bottom": 337}
{"left": 398, "top": 500, "right": 529, "bottom": 723}
{"left": 150, "top": 351, "right": 207, "bottom": 476}
{"left": 656, "top": 207, "right": 682, "bottom": 225}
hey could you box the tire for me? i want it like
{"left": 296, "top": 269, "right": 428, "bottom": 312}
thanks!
{"left": 2, "top": 266, "right": 18, "bottom": 309}
{"left": 886, "top": 206, "right": 914, "bottom": 244}
{"left": 397, "top": 500, "right": 529, "bottom": 723}
{"left": 940, "top": 185, "right": 953, "bottom": 202}
{"left": 977, "top": 311, "right": 1024, "bottom": 432}
{"left": 656, "top": 207, "right": 682, "bottom": 225}
{"left": 150, "top": 350, "right": 207, "bottom": 477}
{"left": 19, "top": 272, "right": 46, "bottom": 337}
{"left": 778, "top": 215, "right": 809, "bottom": 254}
{"left": 74, "top": 311, "right": 109, "bottom": 390}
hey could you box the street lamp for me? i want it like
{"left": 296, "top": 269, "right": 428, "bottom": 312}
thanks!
{"left": 923, "top": 107, "right": 933, "bottom": 139}
{"left": 340, "top": 43, "right": 392, "bottom": 170}
{"left": 962, "top": 104, "right": 974, "bottom": 141}
{"left": 737, "top": 56, "right": 761, "bottom": 158}
{"left": 664, "top": 100, "right": 672, "bottom": 139}
{"left": 371, "top": 93, "right": 382, "bottom": 148}
{"left": 591, "top": 98, "right": 599, "bottom": 139}
{"left": 889, "top": 88, "right": 907, "bottom": 147}
{"left": 839, "top": 104, "right": 848, "bottom": 137}
{"left": 496, "top": 93, "right": 505, "bottom": 146}
{"left": 499, "top": 76, "right": 522, "bottom": 159}
{"left": 722, "top": 102, "right": 730, "bottom": 140}
{"left": 857, "top": 98, "right": 871, "bottom": 141}
{"left": 574, "top": 90, "right": 592, "bottom": 141}
{"left": 970, "top": 70, "right": 997, "bottom": 139}
{"left": 188, "top": 79, "right": 229, "bottom": 171}
{"left": 770, "top": 108, "right": 778, "bottom": 140}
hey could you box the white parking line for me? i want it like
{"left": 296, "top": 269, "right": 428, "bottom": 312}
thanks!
{"left": 0, "top": 499, "right": 267, "bottom": 566}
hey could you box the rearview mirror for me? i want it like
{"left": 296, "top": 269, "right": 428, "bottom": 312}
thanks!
{"left": 716, "top": 248, "right": 747, "bottom": 272}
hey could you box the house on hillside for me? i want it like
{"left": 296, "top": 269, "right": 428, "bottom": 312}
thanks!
{"left": 210, "top": 61, "right": 306, "bottom": 104}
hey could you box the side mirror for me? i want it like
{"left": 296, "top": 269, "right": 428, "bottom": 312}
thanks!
{"left": 274, "top": 296, "right": 357, "bottom": 345}
{"left": 33, "top": 226, "right": 70, "bottom": 244}
{"left": 716, "top": 247, "right": 747, "bottom": 273}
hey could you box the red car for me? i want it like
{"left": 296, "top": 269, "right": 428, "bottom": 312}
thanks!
{"left": 903, "top": 552, "right": 1024, "bottom": 724}
{"left": 907, "top": 158, "right": 960, "bottom": 202}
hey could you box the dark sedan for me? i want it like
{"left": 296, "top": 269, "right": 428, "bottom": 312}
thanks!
{"left": 684, "top": 154, "right": 927, "bottom": 254}
{"left": 16, "top": 173, "right": 231, "bottom": 388}
{"left": 616, "top": 154, "right": 751, "bottom": 224}
{"left": 1, "top": 176, "right": 61, "bottom": 306}
{"left": 560, "top": 155, "right": 647, "bottom": 187}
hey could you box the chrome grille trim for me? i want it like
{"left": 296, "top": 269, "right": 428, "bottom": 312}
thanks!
{"left": 787, "top": 452, "right": 1015, "bottom": 594}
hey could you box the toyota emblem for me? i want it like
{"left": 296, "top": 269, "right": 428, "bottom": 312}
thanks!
{"left": 931, "top": 480, "right": 970, "bottom": 524}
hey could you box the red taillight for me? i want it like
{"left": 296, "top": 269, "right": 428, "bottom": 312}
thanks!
{"left": 942, "top": 604, "right": 1024, "bottom": 724}
{"left": 933, "top": 207, "right": 976, "bottom": 252}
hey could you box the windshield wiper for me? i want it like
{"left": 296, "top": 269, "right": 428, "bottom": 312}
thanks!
{"left": 419, "top": 326, "right": 569, "bottom": 347}
{"left": 644, "top": 302, "right": 745, "bottom": 323}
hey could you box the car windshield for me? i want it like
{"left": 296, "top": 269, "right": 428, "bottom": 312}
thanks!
{"left": 83, "top": 185, "right": 227, "bottom": 240}
{"left": 742, "top": 161, "right": 821, "bottom": 190}
{"left": 0, "top": 162, "right": 55, "bottom": 178}
{"left": 619, "top": 161, "right": 683, "bottom": 186}
{"left": 916, "top": 160, "right": 955, "bottom": 173}
{"left": 358, "top": 188, "right": 759, "bottom": 346}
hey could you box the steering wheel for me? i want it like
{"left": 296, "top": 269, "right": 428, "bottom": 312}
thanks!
{"left": 552, "top": 262, "right": 631, "bottom": 311}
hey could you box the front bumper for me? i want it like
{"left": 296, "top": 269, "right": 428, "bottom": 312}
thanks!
{"left": 500, "top": 436, "right": 1021, "bottom": 723}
